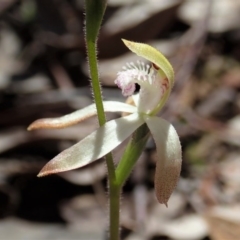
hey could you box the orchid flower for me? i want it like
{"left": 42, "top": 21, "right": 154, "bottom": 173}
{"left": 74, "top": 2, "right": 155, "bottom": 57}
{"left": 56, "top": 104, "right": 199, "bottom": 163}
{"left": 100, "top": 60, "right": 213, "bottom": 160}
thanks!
{"left": 28, "top": 39, "right": 182, "bottom": 205}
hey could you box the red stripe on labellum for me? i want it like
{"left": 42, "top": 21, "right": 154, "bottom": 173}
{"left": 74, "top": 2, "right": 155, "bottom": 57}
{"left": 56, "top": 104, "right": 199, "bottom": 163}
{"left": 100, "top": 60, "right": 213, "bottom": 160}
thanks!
{"left": 152, "top": 62, "right": 160, "bottom": 70}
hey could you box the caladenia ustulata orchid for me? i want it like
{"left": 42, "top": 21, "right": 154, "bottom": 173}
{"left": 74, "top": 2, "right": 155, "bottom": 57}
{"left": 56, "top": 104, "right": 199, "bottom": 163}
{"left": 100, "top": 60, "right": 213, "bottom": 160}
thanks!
{"left": 28, "top": 39, "right": 182, "bottom": 205}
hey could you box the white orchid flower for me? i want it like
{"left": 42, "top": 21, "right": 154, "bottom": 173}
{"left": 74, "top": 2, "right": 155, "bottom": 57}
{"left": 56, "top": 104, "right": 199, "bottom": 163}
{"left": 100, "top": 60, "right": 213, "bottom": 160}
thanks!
{"left": 28, "top": 40, "right": 182, "bottom": 205}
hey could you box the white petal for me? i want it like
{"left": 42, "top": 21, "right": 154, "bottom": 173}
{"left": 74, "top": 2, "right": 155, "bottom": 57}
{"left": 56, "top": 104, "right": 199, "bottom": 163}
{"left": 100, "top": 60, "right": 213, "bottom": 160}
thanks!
{"left": 38, "top": 112, "right": 144, "bottom": 176}
{"left": 145, "top": 116, "right": 182, "bottom": 205}
{"left": 28, "top": 101, "right": 137, "bottom": 130}
{"left": 103, "top": 101, "right": 137, "bottom": 113}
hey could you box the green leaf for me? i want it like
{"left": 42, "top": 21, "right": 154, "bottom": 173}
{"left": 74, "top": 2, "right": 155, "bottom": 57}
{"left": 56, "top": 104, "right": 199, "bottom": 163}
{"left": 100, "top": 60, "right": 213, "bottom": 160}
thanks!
{"left": 38, "top": 113, "right": 144, "bottom": 177}
{"left": 85, "top": 0, "right": 107, "bottom": 42}
{"left": 84, "top": 0, "right": 108, "bottom": 127}
{"left": 144, "top": 116, "right": 182, "bottom": 206}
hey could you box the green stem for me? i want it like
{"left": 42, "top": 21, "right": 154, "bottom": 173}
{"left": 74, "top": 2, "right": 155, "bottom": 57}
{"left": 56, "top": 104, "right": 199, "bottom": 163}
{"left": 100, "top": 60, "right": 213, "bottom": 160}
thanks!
{"left": 116, "top": 124, "right": 150, "bottom": 187}
{"left": 85, "top": 1, "right": 119, "bottom": 239}
{"left": 109, "top": 182, "right": 121, "bottom": 240}
{"left": 86, "top": 41, "right": 116, "bottom": 182}
{"left": 86, "top": 41, "right": 106, "bottom": 126}
{"left": 87, "top": 37, "right": 119, "bottom": 240}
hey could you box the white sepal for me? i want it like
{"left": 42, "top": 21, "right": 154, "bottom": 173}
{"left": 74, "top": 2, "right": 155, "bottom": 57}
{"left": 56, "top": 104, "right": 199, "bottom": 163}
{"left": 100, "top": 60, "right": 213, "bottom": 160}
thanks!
{"left": 103, "top": 101, "right": 137, "bottom": 113}
{"left": 38, "top": 112, "right": 144, "bottom": 176}
{"left": 144, "top": 116, "right": 182, "bottom": 206}
{"left": 28, "top": 101, "right": 137, "bottom": 130}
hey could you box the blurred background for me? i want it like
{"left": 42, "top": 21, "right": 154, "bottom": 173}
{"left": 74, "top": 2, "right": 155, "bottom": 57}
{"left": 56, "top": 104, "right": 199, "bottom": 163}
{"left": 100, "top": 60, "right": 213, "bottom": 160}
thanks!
{"left": 0, "top": 0, "right": 240, "bottom": 239}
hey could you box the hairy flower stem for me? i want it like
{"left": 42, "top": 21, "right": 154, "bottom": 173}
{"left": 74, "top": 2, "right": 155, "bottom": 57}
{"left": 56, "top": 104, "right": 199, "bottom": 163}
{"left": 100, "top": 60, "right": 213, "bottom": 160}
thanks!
{"left": 109, "top": 182, "right": 121, "bottom": 240}
{"left": 85, "top": 1, "right": 118, "bottom": 239}
{"left": 86, "top": 39, "right": 116, "bottom": 181}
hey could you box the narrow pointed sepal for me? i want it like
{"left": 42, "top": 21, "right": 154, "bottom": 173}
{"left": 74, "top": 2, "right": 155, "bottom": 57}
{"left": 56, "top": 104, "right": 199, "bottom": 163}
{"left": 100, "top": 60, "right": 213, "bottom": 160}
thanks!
{"left": 38, "top": 112, "right": 144, "bottom": 177}
{"left": 28, "top": 101, "right": 137, "bottom": 130}
{"left": 144, "top": 116, "right": 182, "bottom": 205}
